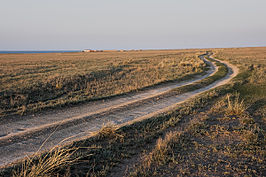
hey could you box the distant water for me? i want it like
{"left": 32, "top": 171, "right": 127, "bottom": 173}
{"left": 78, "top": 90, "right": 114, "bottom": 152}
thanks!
{"left": 0, "top": 50, "right": 81, "bottom": 54}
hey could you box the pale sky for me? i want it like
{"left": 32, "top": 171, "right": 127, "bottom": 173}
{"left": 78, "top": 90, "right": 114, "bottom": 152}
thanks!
{"left": 0, "top": 0, "right": 266, "bottom": 50}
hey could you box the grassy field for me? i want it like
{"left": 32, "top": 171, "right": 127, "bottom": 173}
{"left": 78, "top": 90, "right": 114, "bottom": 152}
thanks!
{"left": 0, "top": 50, "right": 207, "bottom": 118}
{"left": 128, "top": 47, "right": 266, "bottom": 176}
{"left": 129, "top": 47, "right": 266, "bottom": 176}
{"left": 1, "top": 47, "right": 265, "bottom": 177}
{"left": 214, "top": 47, "right": 266, "bottom": 103}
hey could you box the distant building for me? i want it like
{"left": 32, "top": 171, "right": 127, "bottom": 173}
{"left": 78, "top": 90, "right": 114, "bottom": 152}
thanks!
{"left": 82, "top": 49, "right": 103, "bottom": 52}
{"left": 119, "top": 49, "right": 126, "bottom": 52}
{"left": 82, "top": 49, "right": 94, "bottom": 52}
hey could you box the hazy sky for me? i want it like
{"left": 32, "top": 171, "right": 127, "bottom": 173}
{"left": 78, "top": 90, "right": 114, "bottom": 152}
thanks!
{"left": 1, "top": 0, "right": 266, "bottom": 50}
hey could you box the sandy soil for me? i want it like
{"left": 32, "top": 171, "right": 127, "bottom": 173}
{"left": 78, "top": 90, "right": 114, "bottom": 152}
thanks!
{"left": 0, "top": 55, "right": 238, "bottom": 168}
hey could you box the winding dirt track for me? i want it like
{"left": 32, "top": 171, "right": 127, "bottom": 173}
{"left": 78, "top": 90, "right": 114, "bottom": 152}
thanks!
{"left": 0, "top": 54, "right": 238, "bottom": 168}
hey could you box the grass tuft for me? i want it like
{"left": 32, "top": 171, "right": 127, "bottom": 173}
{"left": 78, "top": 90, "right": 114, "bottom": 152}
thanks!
{"left": 12, "top": 146, "right": 78, "bottom": 177}
{"left": 91, "top": 123, "right": 124, "bottom": 141}
{"left": 225, "top": 93, "right": 246, "bottom": 116}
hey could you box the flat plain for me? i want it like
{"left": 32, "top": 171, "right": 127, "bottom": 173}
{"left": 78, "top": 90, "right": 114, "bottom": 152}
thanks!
{"left": 0, "top": 47, "right": 265, "bottom": 177}
{"left": 0, "top": 50, "right": 206, "bottom": 118}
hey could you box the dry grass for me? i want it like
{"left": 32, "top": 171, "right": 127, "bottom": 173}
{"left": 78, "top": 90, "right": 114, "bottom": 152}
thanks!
{"left": 214, "top": 47, "right": 266, "bottom": 102}
{"left": 0, "top": 51, "right": 229, "bottom": 177}
{"left": 129, "top": 131, "right": 182, "bottom": 176}
{"left": 129, "top": 96, "right": 265, "bottom": 176}
{"left": 91, "top": 123, "right": 124, "bottom": 141}
{"left": 225, "top": 93, "right": 246, "bottom": 116}
{"left": 128, "top": 47, "right": 266, "bottom": 176}
{"left": 12, "top": 146, "right": 78, "bottom": 177}
{"left": 2, "top": 47, "right": 265, "bottom": 177}
{"left": 0, "top": 50, "right": 206, "bottom": 118}
{"left": 214, "top": 47, "right": 266, "bottom": 124}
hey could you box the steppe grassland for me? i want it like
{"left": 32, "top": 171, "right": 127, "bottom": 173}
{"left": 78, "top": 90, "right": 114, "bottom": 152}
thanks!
{"left": 0, "top": 50, "right": 206, "bottom": 117}
{"left": 214, "top": 47, "right": 266, "bottom": 103}
{"left": 6, "top": 51, "right": 227, "bottom": 177}
{"left": 4, "top": 48, "right": 265, "bottom": 177}
{"left": 129, "top": 47, "right": 266, "bottom": 176}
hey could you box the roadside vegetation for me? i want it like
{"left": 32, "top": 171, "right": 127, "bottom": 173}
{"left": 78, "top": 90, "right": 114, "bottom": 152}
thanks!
{"left": 214, "top": 47, "right": 266, "bottom": 110}
{"left": 129, "top": 93, "right": 264, "bottom": 176}
{"left": 129, "top": 47, "right": 265, "bottom": 176}
{"left": 0, "top": 50, "right": 206, "bottom": 118}
{"left": 0, "top": 47, "right": 265, "bottom": 176}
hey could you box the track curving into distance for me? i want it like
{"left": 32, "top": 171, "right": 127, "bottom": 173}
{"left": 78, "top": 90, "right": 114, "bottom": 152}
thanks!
{"left": 0, "top": 54, "right": 238, "bottom": 168}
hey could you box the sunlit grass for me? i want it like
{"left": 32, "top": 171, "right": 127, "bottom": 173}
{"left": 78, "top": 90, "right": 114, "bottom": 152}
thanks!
{"left": 2, "top": 48, "right": 265, "bottom": 176}
{"left": 12, "top": 146, "right": 78, "bottom": 177}
{"left": 225, "top": 93, "right": 246, "bottom": 116}
{"left": 0, "top": 50, "right": 206, "bottom": 118}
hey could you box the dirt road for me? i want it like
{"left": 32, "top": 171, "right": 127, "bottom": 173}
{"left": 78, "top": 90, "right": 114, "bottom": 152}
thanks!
{"left": 0, "top": 54, "right": 238, "bottom": 168}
